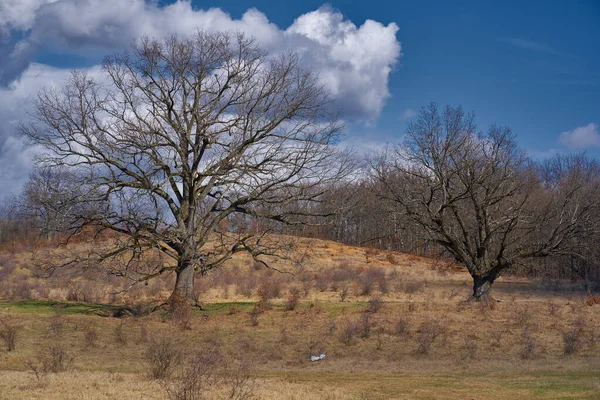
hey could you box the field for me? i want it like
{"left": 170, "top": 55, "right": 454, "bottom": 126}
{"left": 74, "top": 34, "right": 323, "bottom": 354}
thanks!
{"left": 0, "top": 238, "right": 599, "bottom": 399}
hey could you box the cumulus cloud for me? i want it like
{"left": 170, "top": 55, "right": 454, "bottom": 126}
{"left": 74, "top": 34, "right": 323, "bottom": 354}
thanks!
{"left": 0, "top": 1, "right": 400, "bottom": 197}
{"left": 1, "top": 1, "right": 400, "bottom": 120}
{"left": 558, "top": 123, "right": 600, "bottom": 149}
{"left": 0, "top": 63, "right": 102, "bottom": 197}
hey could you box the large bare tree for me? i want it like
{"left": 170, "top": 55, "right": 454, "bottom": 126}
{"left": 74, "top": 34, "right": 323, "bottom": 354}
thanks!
{"left": 22, "top": 32, "right": 347, "bottom": 309}
{"left": 373, "top": 103, "right": 600, "bottom": 301}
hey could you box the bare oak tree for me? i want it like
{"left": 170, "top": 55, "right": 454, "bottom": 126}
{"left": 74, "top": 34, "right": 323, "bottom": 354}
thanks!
{"left": 22, "top": 32, "right": 346, "bottom": 309}
{"left": 373, "top": 104, "right": 600, "bottom": 301}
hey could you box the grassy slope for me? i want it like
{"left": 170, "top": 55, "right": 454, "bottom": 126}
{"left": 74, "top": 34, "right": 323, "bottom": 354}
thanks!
{"left": 0, "top": 238, "right": 599, "bottom": 399}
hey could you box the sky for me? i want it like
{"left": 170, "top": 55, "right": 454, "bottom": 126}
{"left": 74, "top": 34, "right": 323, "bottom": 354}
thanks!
{"left": 0, "top": 0, "right": 599, "bottom": 197}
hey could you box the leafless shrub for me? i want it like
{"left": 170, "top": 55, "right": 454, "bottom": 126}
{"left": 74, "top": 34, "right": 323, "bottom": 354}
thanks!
{"left": 139, "top": 323, "right": 149, "bottom": 343}
{"left": 48, "top": 312, "right": 64, "bottom": 336}
{"left": 83, "top": 325, "right": 99, "bottom": 349}
{"left": 339, "top": 319, "right": 358, "bottom": 346}
{"left": 393, "top": 318, "right": 410, "bottom": 338}
{"left": 512, "top": 306, "right": 533, "bottom": 328}
{"left": 114, "top": 322, "right": 128, "bottom": 346}
{"left": 367, "top": 296, "right": 383, "bottom": 313}
{"left": 547, "top": 301, "right": 560, "bottom": 317}
{"left": 563, "top": 327, "right": 584, "bottom": 356}
{"left": 460, "top": 335, "right": 478, "bottom": 360}
{"left": 339, "top": 285, "right": 349, "bottom": 302}
{"left": 285, "top": 287, "right": 301, "bottom": 311}
{"left": 237, "top": 274, "right": 258, "bottom": 298}
{"left": 161, "top": 346, "right": 224, "bottom": 400}
{"left": 225, "top": 352, "right": 256, "bottom": 400}
{"left": 489, "top": 329, "right": 503, "bottom": 346}
{"left": 248, "top": 306, "right": 261, "bottom": 327}
{"left": 298, "top": 273, "right": 313, "bottom": 297}
{"left": 40, "top": 344, "right": 74, "bottom": 373}
{"left": 0, "top": 317, "right": 19, "bottom": 351}
{"left": 520, "top": 337, "right": 537, "bottom": 360}
{"left": 315, "top": 274, "right": 329, "bottom": 292}
{"left": 358, "top": 266, "right": 385, "bottom": 296}
{"left": 403, "top": 281, "right": 425, "bottom": 294}
{"left": 257, "top": 275, "right": 282, "bottom": 301}
{"left": 23, "top": 359, "right": 46, "bottom": 382}
{"left": 358, "top": 312, "right": 372, "bottom": 339}
{"left": 416, "top": 320, "right": 444, "bottom": 355}
{"left": 145, "top": 336, "right": 183, "bottom": 380}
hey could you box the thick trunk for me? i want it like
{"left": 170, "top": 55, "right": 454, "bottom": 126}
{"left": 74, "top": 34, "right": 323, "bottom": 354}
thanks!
{"left": 169, "top": 261, "right": 196, "bottom": 309}
{"left": 471, "top": 275, "right": 495, "bottom": 302}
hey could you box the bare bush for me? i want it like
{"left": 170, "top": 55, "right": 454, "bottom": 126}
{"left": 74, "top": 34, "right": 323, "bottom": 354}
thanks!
{"left": 248, "top": 307, "right": 261, "bottom": 327}
{"left": 40, "top": 344, "right": 74, "bottom": 373}
{"left": 48, "top": 312, "right": 64, "bottom": 336}
{"left": 416, "top": 320, "right": 444, "bottom": 355}
{"left": 563, "top": 327, "right": 584, "bottom": 356}
{"left": 339, "top": 319, "right": 358, "bottom": 346}
{"left": 285, "top": 287, "right": 301, "bottom": 311}
{"left": 114, "top": 322, "right": 128, "bottom": 346}
{"left": 0, "top": 317, "right": 19, "bottom": 351}
{"left": 359, "top": 313, "right": 372, "bottom": 339}
{"left": 367, "top": 296, "right": 383, "bottom": 313}
{"left": 339, "top": 286, "right": 349, "bottom": 302}
{"left": 161, "top": 346, "right": 224, "bottom": 400}
{"left": 393, "top": 318, "right": 410, "bottom": 338}
{"left": 83, "top": 325, "right": 99, "bottom": 349}
{"left": 226, "top": 354, "right": 257, "bottom": 400}
{"left": 145, "top": 336, "right": 183, "bottom": 380}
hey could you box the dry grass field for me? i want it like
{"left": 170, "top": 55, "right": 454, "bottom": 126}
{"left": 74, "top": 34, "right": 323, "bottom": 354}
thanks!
{"left": 1, "top": 238, "right": 599, "bottom": 399}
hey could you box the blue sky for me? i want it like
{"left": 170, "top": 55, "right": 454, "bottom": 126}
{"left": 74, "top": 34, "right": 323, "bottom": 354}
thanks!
{"left": 0, "top": 0, "right": 599, "bottom": 195}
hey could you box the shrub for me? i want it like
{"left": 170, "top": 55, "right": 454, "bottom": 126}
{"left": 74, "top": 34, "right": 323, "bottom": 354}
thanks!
{"left": 416, "top": 321, "right": 444, "bottom": 355}
{"left": 285, "top": 287, "right": 301, "bottom": 311}
{"left": 367, "top": 296, "right": 383, "bottom": 313}
{"left": 339, "top": 285, "right": 349, "bottom": 302}
{"left": 339, "top": 319, "right": 358, "bottom": 346}
{"left": 393, "top": 318, "right": 410, "bottom": 338}
{"left": 114, "top": 322, "right": 128, "bottom": 346}
{"left": 520, "top": 337, "right": 537, "bottom": 360}
{"left": 83, "top": 325, "right": 99, "bottom": 349}
{"left": 248, "top": 306, "right": 261, "bottom": 327}
{"left": 358, "top": 312, "right": 372, "bottom": 339}
{"left": 160, "top": 346, "right": 223, "bottom": 400}
{"left": 48, "top": 312, "right": 64, "bottom": 337}
{"left": 145, "top": 336, "right": 183, "bottom": 380}
{"left": 40, "top": 344, "right": 74, "bottom": 373}
{"left": 0, "top": 317, "right": 19, "bottom": 351}
{"left": 358, "top": 266, "right": 385, "bottom": 296}
{"left": 563, "top": 327, "right": 584, "bottom": 356}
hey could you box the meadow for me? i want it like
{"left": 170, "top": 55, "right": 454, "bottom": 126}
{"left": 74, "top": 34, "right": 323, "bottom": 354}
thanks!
{"left": 0, "top": 238, "right": 599, "bottom": 399}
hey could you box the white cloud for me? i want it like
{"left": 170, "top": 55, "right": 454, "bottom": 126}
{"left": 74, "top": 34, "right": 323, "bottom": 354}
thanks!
{"left": 1, "top": 1, "right": 400, "bottom": 120}
{"left": 399, "top": 108, "right": 416, "bottom": 120}
{"left": 558, "top": 123, "right": 600, "bottom": 149}
{"left": 0, "top": 2, "right": 401, "bottom": 197}
{"left": 0, "top": 0, "right": 57, "bottom": 33}
{"left": 0, "top": 63, "right": 100, "bottom": 197}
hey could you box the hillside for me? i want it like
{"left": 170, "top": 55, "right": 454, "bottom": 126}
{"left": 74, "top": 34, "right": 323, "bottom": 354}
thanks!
{"left": 0, "top": 238, "right": 599, "bottom": 399}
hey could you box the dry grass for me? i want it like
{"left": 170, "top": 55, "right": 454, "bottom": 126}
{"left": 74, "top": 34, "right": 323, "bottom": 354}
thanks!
{"left": 0, "top": 237, "right": 599, "bottom": 399}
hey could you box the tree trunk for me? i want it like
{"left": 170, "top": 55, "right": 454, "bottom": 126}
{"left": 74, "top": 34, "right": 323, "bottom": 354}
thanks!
{"left": 471, "top": 275, "right": 495, "bottom": 302}
{"left": 169, "top": 260, "right": 196, "bottom": 311}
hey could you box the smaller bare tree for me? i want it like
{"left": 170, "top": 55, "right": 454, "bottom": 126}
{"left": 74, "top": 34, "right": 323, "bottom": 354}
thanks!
{"left": 373, "top": 103, "right": 600, "bottom": 301}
